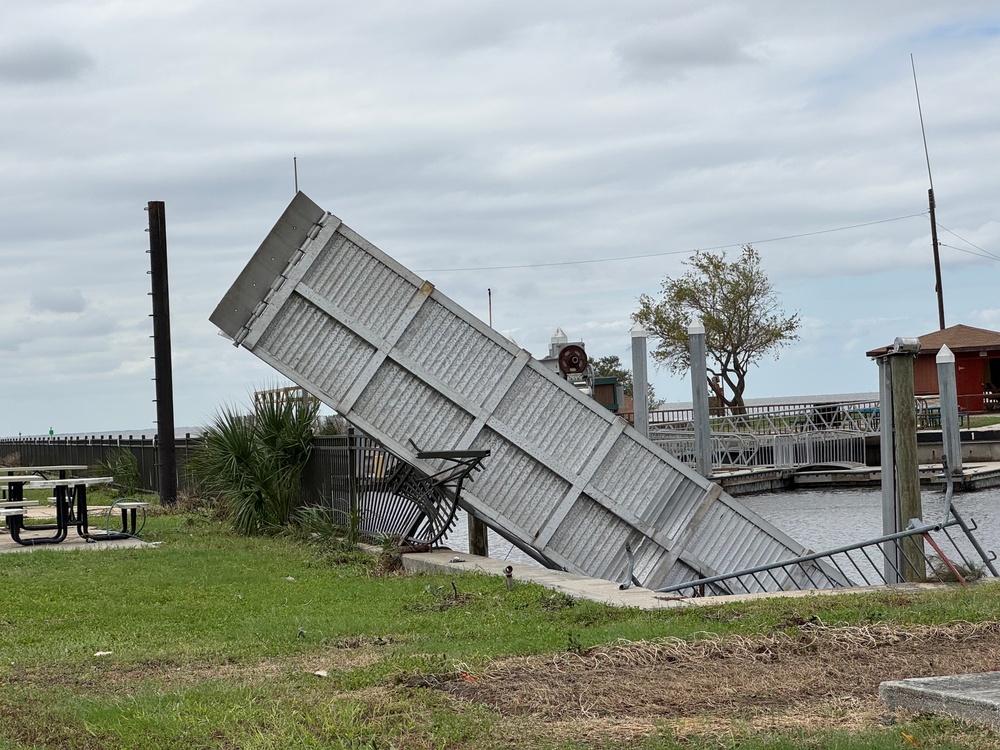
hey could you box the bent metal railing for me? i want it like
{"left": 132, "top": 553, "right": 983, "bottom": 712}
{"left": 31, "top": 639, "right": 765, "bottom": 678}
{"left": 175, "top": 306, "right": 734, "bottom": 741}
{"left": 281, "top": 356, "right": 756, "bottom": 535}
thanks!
{"left": 630, "top": 464, "right": 998, "bottom": 597}
{"left": 328, "top": 439, "right": 489, "bottom": 546}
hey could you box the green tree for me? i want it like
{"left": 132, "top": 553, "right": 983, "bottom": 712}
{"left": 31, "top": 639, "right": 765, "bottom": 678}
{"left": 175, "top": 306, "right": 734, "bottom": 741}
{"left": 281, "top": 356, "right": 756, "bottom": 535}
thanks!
{"left": 589, "top": 354, "right": 663, "bottom": 409}
{"left": 632, "top": 244, "right": 800, "bottom": 412}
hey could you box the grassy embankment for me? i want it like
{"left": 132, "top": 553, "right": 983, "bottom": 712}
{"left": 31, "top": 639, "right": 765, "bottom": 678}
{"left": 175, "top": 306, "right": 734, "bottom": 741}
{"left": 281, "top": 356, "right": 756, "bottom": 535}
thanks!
{"left": 3, "top": 507, "right": 1000, "bottom": 749}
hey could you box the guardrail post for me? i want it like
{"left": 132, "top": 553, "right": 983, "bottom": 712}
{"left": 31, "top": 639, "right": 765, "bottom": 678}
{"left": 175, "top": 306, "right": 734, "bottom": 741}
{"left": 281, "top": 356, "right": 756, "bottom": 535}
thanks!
{"left": 630, "top": 324, "right": 649, "bottom": 439}
{"left": 688, "top": 318, "right": 712, "bottom": 477}
{"left": 936, "top": 344, "right": 963, "bottom": 475}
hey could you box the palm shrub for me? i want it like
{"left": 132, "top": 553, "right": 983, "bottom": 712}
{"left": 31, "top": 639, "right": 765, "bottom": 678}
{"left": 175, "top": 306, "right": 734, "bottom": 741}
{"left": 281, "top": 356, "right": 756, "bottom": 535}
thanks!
{"left": 97, "top": 449, "right": 141, "bottom": 497}
{"left": 190, "top": 394, "right": 319, "bottom": 535}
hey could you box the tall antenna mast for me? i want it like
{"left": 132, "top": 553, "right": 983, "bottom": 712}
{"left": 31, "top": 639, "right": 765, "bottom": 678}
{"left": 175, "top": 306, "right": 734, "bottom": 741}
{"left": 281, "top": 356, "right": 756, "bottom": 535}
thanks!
{"left": 911, "top": 53, "right": 945, "bottom": 330}
{"left": 293, "top": 154, "right": 299, "bottom": 194}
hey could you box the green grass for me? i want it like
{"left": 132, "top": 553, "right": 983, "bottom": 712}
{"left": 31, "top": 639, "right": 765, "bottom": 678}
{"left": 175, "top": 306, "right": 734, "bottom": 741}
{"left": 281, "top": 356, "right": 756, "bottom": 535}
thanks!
{"left": 3, "top": 514, "right": 1000, "bottom": 748}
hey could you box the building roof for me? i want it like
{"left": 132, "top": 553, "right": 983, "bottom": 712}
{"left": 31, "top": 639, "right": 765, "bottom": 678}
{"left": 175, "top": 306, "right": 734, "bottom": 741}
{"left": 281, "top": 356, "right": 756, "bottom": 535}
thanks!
{"left": 866, "top": 324, "right": 1000, "bottom": 357}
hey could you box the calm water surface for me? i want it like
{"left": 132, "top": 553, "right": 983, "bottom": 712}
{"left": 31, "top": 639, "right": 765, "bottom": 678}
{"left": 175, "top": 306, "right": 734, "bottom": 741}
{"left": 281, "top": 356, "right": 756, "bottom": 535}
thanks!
{"left": 446, "top": 485, "right": 1000, "bottom": 570}
{"left": 742, "top": 485, "right": 1000, "bottom": 558}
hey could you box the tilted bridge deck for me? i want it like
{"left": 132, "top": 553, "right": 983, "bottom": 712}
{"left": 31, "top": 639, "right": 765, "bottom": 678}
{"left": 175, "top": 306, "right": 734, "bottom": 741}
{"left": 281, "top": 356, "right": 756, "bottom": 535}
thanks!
{"left": 211, "top": 192, "right": 840, "bottom": 592}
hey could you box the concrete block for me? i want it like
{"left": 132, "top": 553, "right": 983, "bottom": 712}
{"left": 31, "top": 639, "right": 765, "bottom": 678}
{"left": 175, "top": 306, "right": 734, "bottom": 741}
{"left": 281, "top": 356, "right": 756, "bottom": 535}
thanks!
{"left": 880, "top": 672, "right": 1000, "bottom": 729}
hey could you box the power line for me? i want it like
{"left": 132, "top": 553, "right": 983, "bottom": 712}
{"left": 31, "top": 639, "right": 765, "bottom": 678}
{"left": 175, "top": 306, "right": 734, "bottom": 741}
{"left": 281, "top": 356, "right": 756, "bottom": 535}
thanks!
{"left": 936, "top": 222, "right": 1000, "bottom": 262}
{"left": 938, "top": 243, "right": 1000, "bottom": 263}
{"left": 415, "top": 212, "right": 927, "bottom": 273}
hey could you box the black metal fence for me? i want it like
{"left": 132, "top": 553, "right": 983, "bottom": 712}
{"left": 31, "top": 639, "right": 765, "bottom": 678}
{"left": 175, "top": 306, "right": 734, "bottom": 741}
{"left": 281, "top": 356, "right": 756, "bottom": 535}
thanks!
{"left": 0, "top": 434, "right": 202, "bottom": 494}
{"left": 0, "top": 432, "right": 379, "bottom": 504}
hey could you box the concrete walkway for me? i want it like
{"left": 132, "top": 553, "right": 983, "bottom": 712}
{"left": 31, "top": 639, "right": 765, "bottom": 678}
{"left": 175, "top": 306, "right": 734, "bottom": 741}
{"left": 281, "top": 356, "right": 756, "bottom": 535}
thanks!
{"left": 399, "top": 548, "right": 947, "bottom": 610}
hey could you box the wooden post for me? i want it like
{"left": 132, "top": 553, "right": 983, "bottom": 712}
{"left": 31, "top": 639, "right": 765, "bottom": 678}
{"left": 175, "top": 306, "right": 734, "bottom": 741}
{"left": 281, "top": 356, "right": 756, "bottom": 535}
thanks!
{"left": 888, "top": 340, "right": 923, "bottom": 581}
{"left": 468, "top": 512, "right": 488, "bottom": 557}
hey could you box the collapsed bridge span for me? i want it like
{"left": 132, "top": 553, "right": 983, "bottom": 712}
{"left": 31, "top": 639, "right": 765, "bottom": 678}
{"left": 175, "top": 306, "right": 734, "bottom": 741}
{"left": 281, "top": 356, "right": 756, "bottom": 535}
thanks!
{"left": 211, "top": 192, "right": 837, "bottom": 592}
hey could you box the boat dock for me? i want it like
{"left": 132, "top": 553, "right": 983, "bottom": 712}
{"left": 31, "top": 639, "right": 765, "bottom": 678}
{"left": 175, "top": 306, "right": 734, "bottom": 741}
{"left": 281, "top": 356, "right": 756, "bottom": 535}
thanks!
{"left": 716, "top": 460, "right": 1000, "bottom": 495}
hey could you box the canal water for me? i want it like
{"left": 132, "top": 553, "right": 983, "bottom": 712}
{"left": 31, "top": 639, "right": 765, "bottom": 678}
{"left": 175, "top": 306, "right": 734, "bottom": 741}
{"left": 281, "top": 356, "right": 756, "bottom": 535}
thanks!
{"left": 446, "top": 486, "right": 1000, "bottom": 574}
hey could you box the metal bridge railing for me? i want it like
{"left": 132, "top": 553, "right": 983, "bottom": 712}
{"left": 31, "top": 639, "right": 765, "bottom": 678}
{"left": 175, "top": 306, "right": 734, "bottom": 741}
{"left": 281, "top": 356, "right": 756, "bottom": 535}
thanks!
{"left": 626, "top": 399, "right": 883, "bottom": 435}
{"left": 649, "top": 428, "right": 866, "bottom": 470}
{"left": 647, "top": 430, "right": 761, "bottom": 469}
{"left": 770, "top": 430, "right": 867, "bottom": 469}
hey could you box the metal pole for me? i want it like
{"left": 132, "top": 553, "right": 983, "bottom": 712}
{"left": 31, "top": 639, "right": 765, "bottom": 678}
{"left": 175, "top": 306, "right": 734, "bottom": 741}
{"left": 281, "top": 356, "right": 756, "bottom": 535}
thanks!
{"left": 889, "top": 339, "right": 923, "bottom": 581}
{"left": 631, "top": 324, "right": 649, "bottom": 439}
{"left": 147, "top": 201, "right": 177, "bottom": 505}
{"left": 688, "top": 318, "right": 712, "bottom": 477}
{"left": 912, "top": 55, "right": 945, "bottom": 330}
{"left": 936, "top": 344, "right": 962, "bottom": 475}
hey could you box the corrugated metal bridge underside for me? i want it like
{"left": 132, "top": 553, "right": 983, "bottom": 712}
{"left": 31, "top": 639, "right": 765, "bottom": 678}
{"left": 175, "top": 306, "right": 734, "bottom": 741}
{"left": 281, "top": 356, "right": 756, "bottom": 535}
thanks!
{"left": 211, "top": 192, "right": 837, "bottom": 592}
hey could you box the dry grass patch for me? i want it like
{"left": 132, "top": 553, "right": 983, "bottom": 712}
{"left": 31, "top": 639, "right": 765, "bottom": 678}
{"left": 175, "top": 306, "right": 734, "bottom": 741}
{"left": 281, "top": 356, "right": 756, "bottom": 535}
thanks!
{"left": 438, "top": 620, "right": 1000, "bottom": 734}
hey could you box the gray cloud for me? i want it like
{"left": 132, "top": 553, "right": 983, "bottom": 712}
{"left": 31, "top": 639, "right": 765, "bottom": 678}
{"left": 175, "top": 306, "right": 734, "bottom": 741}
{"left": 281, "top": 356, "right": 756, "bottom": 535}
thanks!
{"left": 614, "top": 7, "right": 763, "bottom": 78}
{"left": 30, "top": 288, "right": 87, "bottom": 314}
{"left": 0, "top": 39, "right": 94, "bottom": 84}
{"left": 0, "top": 1, "right": 998, "bottom": 432}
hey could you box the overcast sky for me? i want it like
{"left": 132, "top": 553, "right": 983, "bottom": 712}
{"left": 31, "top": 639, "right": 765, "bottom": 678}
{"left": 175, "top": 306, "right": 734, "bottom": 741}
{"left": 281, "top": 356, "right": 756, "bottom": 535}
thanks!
{"left": 2, "top": 1, "right": 998, "bottom": 436}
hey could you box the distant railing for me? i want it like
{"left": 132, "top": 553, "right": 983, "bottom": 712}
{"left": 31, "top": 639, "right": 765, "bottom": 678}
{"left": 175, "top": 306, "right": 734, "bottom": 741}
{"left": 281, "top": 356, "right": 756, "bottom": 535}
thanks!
{"left": 770, "top": 430, "right": 867, "bottom": 469}
{"left": 624, "top": 399, "right": 882, "bottom": 435}
{"left": 625, "top": 394, "right": 991, "bottom": 437}
{"left": 649, "top": 428, "right": 866, "bottom": 471}
{"left": 0, "top": 434, "right": 200, "bottom": 493}
{"left": 647, "top": 430, "right": 761, "bottom": 469}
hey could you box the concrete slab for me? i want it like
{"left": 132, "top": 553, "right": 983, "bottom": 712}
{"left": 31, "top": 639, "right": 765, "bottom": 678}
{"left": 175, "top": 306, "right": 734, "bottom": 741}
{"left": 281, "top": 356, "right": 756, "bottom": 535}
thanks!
{"left": 398, "top": 548, "right": 951, "bottom": 610}
{"left": 0, "top": 506, "right": 153, "bottom": 554}
{"left": 880, "top": 672, "right": 1000, "bottom": 730}
{"left": 0, "top": 533, "right": 151, "bottom": 553}
{"left": 400, "top": 548, "right": 685, "bottom": 609}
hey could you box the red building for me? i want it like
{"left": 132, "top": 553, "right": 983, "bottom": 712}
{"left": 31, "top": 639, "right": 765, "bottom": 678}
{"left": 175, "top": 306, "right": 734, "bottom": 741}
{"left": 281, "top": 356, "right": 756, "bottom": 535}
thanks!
{"left": 866, "top": 324, "right": 1000, "bottom": 412}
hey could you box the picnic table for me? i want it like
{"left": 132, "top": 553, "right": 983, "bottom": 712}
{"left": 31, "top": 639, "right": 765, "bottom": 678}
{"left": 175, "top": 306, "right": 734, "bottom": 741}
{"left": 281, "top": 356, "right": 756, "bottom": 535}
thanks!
{"left": 1, "top": 474, "right": 146, "bottom": 546}
{"left": 0, "top": 465, "right": 88, "bottom": 478}
{"left": 0, "top": 466, "right": 88, "bottom": 500}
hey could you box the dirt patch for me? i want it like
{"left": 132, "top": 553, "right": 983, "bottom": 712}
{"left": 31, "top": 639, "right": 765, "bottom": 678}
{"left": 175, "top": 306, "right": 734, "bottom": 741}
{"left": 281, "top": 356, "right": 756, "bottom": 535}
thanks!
{"left": 439, "top": 620, "right": 1000, "bottom": 738}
